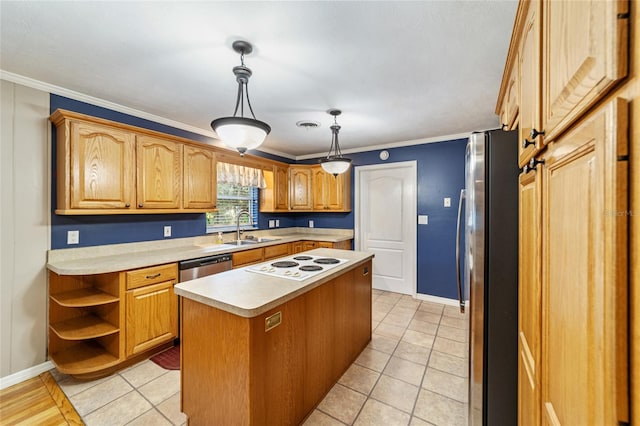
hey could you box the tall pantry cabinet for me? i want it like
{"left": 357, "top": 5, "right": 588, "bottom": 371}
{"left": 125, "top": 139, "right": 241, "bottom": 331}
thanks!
{"left": 496, "top": 0, "right": 636, "bottom": 424}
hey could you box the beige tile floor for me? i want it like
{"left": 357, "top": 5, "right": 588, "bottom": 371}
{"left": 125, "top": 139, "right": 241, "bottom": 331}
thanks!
{"left": 51, "top": 289, "right": 468, "bottom": 425}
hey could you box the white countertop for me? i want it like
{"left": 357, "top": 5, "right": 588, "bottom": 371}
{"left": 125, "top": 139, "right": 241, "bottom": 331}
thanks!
{"left": 174, "top": 248, "right": 373, "bottom": 318}
{"left": 46, "top": 228, "right": 353, "bottom": 275}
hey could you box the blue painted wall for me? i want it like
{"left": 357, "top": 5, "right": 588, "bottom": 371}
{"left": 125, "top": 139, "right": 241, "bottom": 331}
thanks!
{"left": 298, "top": 141, "right": 467, "bottom": 299}
{"left": 50, "top": 95, "right": 466, "bottom": 298}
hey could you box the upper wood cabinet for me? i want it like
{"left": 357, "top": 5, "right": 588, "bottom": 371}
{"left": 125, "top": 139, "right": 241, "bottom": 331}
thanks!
{"left": 518, "top": 0, "right": 542, "bottom": 167}
{"left": 289, "top": 166, "right": 313, "bottom": 210}
{"left": 136, "top": 135, "right": 182, "bottom": 209}
{"left": 497, "top": 52, "right": 520, "bottom": 131}
{"left": 66, "top": 119, "right": 136, "bottom": 210}
{"left": 183, "top": 145, "right": 216, "bottom": 210}
{"left": 260, "top": 164, "right": 289, "bottom": 212}
{"left": 312, "top": 166, "right": 351, "bottom": 211}
{"left": 542, "top": 0, "right": 629, "bottom": 142}
{"left": 51, "top": 109, "right": 217, "bottom": 214}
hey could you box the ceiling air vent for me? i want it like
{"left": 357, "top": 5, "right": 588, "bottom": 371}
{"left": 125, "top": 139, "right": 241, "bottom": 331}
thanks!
{"left": 296, "top": 120, "right": 320, "bottom": 129}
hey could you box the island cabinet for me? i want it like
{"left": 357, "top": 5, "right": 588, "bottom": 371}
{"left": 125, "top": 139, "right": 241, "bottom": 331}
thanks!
{"left": 180, "top": 258, "right": 373, "bottom": 425}
{"left": 50, "top": 109, "right": 217, "bottom": 214}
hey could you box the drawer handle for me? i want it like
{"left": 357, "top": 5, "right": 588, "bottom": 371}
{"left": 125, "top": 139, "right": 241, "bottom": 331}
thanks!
{"left": 522, "top": 138, "right": 535, "bottom": 149}
{"left": 529, "top": 128, "right": 545, "bottom": 140}
{"left": 146, "top": 273, "right": 161, "bottom": 279}
{"left": 363, "top": 266, "right": 369, "bottom": 276}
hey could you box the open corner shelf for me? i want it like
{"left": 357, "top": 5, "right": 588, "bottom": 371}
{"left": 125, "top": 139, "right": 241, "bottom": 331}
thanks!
{"left": 50, "top": 314, "right": 119, "bottom": 340}
{"left": 49, "top": 340, "right": 120, "bottom": 375}
{"left": 50, "top": 287, "right": 119, "bottom": 307}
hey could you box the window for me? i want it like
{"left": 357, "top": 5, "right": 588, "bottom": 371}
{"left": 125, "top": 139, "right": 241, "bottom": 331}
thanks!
{"left": 206, "top": 182, "right": 258, "bottom": 233}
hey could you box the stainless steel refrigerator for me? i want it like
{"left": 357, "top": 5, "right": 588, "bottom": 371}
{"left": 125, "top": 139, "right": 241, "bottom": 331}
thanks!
{"left": 456, "top": 129, "right": 518, "bottom": 425}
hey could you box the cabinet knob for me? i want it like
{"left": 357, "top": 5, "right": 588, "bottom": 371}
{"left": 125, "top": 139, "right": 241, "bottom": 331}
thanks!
{"left": 522, "top": 139, "right": 535, "bottom": 149}
{"left": 501, "top": 123, "right": 508, "bottom": 131}
{"left": 138, "top": 203, "right": 143, "bottom": 208}
{"left": 125, "top": 203, "right": 130, "bottom": 208}
{"left": 529, "top": 128, "right": 545, "bottom": 140}
{"left": 528, "top": 157, "right": 545, "bottom": 170}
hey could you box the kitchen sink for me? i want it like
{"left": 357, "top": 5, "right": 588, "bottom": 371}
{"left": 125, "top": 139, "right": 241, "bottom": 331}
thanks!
{"left": 227, "top": 240, "right": 259, "bottom": 245}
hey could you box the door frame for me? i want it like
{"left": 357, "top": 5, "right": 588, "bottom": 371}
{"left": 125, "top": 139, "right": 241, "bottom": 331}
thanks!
{"left": 354, "top": 161, "right": 417, "bottom": 296}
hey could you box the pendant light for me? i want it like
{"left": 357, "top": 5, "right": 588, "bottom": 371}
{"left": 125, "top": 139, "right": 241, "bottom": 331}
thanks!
{"left": 320, "top": 109, "right": 352, "bottom": 176}
{"left": 211, "top": 40, "right": 271, "bottom": 156}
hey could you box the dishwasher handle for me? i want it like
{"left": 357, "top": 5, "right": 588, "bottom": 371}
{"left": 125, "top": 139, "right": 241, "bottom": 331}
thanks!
{"left": 179, "top": 254, "right": 232, "bottom": 270}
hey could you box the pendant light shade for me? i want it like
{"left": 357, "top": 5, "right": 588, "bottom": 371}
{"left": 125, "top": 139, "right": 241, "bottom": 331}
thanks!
{"left": 320, "top": 109, "right": 352, "bottom": 176}
{"left": 211, "top": 40, "right": 271, "bottom": 156}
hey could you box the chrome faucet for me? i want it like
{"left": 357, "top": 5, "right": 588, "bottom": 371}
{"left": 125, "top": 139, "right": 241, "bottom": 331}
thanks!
{"left": 236, "top": 209, "right": 253, "bottom": 241}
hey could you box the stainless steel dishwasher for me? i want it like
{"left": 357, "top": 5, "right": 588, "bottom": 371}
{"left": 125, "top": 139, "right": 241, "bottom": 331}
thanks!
{"left": 178, "top": 253, "right": 232, "bottom": 281}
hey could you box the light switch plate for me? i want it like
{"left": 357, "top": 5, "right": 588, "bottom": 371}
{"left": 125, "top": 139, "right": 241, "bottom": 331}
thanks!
{"left": 309, "top": 220, "right": 314, "bottom": 228}
{"left": 67, "top": 230, "right": 79, "bottom": 244}
{"left": 164, "top": 226, "right": 172, "bottom": 237}
{"left": 418, "top": 215, "right": 428, "bottom": 225}
{"left": 444, "top": 197, "right": 451, "bottom": 207}
{"left": 269, "top": 220, "right": 275, "bottom": 228}
{"left": 276, "top": 219, "right": 280, "bottom": 227}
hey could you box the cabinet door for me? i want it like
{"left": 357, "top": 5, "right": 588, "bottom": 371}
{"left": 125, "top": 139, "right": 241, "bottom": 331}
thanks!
{"left": 70, "top": 120, "right": 135, "bottom": 209}
{"left": 353, "top": 261, "right": 372, "bottom": 358}
{"left": 275, "top": 165, "right": 289, "bottom": 210}
{"left": 136, "top": 135, "right": 182, "bottom": 209}
{"left": 518, "top": 0, "right": 542, "bottom": 167}
{"left": 542, "top": 0, "right": 628, "bottom": 141}
{"left": 289, "top": 166, "right": 313, "bottom": 210}
{"left": 126, "top": 281, "right": 177, "bottom": 356}
{"left": 313, "top": 167, "right": 327, "bottom": 210}
{"left": 313, "top": 166, "right": 347, "bottom": 211}
{"left": 518, "top": 168, "right": 542, "bottom": 426}
{"left": 302, "top": 241, "right": 318, "bottom": 252}
{"left": 183, "top": 145, "right": 217, "bottom": 209}
{"left": 541, "top": 98, "right": 628, "bottom": 425}
{"left": 232, "top": 248, "right": 264, "bottom": 268}
{"left": 503, "top": 53, "right": 519, "bottom": 131}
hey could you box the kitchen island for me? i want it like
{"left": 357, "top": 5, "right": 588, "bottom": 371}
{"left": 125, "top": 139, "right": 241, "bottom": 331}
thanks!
{"left": 174, "top": 248, "right": 374, "bottom": 426}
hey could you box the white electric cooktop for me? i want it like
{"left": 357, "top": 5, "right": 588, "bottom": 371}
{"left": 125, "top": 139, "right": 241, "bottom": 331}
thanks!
{"left": 246, "top": 254, "right": 349, "bottom": 281}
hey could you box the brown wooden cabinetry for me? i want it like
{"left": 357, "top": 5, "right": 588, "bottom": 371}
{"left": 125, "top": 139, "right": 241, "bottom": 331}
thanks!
{"left": 289, "top": 166, "right": 313, "bottom": 210}
{"left": 260, "top": 164, "right": 289, "bottom": 212}
{"left": 183, "top": 145, "right": 217, "bottom": 210}
{"left": 232, "top": 247, "right": 265, "bottom": 268}
{"left": 125, "top": 263, "right": 178, "bottom": 357}
{"left": 48, "top": 271, "right": 124, "bottom": 376}
{"left": 541, "top": 0, "right": 628, "bottom": 141}
{"left": 180, "top": 259, "right": 372, "bottom": 425}
{"left": 263, "top": 243, "right": 290, "bottom": 260}
{"left": 540, "top": 99, "right": 628, "bottom": 425}
{"left": 136, "top": 135, "right": 182, "bottom": 209}
{"left": 312, "top": 166, "right": 350, "bottom": 211}
{"left": 50, "top": 109, "right": 217, "bottom": 214}
{"left": 518, "top": 168, "right": 542, "bottom": 426}
{"left": 63, "top": 119, "right": 136, "bottom": 210}
{"left": 499, "top": 1, "right": 633, "bottom": 422}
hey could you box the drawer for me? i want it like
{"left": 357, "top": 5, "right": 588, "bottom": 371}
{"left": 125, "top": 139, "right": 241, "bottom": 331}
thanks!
{"left": 264, "top": 243, "right": 290, "bottom": 260}
{"left": 126, "top": 263, "right": 178, "bottom": 290}
{"left": 232, "top": 248, "right": 264, "bottom": 268}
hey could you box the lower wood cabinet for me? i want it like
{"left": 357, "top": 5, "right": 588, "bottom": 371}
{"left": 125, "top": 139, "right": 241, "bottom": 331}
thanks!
{"left": 125, "top": 280, "right": 177, "bottom": 357}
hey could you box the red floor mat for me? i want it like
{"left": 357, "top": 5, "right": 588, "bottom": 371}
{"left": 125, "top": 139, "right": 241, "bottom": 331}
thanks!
{"left": 150, "top": 345, "right": 180, "bottom": 370}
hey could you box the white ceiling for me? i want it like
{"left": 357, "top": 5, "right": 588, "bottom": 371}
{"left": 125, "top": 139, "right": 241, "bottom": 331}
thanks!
{"left": 0, "top": 1, "right": 517, "bottom": 158}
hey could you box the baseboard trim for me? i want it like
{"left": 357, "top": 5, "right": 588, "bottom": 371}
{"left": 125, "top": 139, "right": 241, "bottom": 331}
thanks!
{"left": 415, "top": 293, "right": 465, "bottom": 307}
{"left": 0, "top": 361, "right": 55, "bottom": 390}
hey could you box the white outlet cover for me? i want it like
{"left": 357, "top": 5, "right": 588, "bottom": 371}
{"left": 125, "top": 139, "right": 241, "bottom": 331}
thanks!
{"left": 276, "top": 220, "right": 280, "bottom": 227}
{"left": 418, "top": 215, "right": 428, "bottom": 225}
{"left": 269, "top": 220, "right": 275, "bottom": 228}
{"left": 67, "top": 230, "right": 79, "bottom": 244}
{"left": 164, "top": 226, "right": 171, "bottom": 237}
{"left": 444, "top": 197, "right": 451, "bottom": 207}
{"left": 309, "top": 220, "right": 314, "bottom": 228}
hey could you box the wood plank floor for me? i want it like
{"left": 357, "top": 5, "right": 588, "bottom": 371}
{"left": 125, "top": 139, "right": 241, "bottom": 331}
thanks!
{"left": 0, "top": 371, "right": 83, "bottom": 425}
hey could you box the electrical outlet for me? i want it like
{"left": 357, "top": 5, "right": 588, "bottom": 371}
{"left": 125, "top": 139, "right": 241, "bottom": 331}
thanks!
{"left": 418, "top": 215, "right": 428, "bottom": 225}
{"left": 67, "top": 230, "right": 79, "bottom": 245}
{"left": 309, "top": 220, "right": 314, "bottom": 228}
{"left": 444, "top": 197, "right": 451, "bottom": 207}
{"left": 269, "top": 220, "right": 275, "bottom": 228}
{"left": 164, "top": 226, "right": 172, "bottom": 237}
{"left": 276, "top": 219, "right": 280, "bottom": 227}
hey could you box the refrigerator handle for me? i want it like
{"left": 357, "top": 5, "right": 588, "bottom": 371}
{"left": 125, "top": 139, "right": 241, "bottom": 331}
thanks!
{"left": 456, "top": 188, "right": 466, "bottom": 313}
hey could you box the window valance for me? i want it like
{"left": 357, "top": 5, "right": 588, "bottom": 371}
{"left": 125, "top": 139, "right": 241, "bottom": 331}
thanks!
{"left": 217, "top": 162, "right": 267, "bottom": 188}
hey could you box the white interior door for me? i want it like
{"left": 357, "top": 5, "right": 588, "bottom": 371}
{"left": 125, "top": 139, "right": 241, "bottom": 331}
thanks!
{"left": 355, "top": 161, "right": 416, "bottom": 295}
